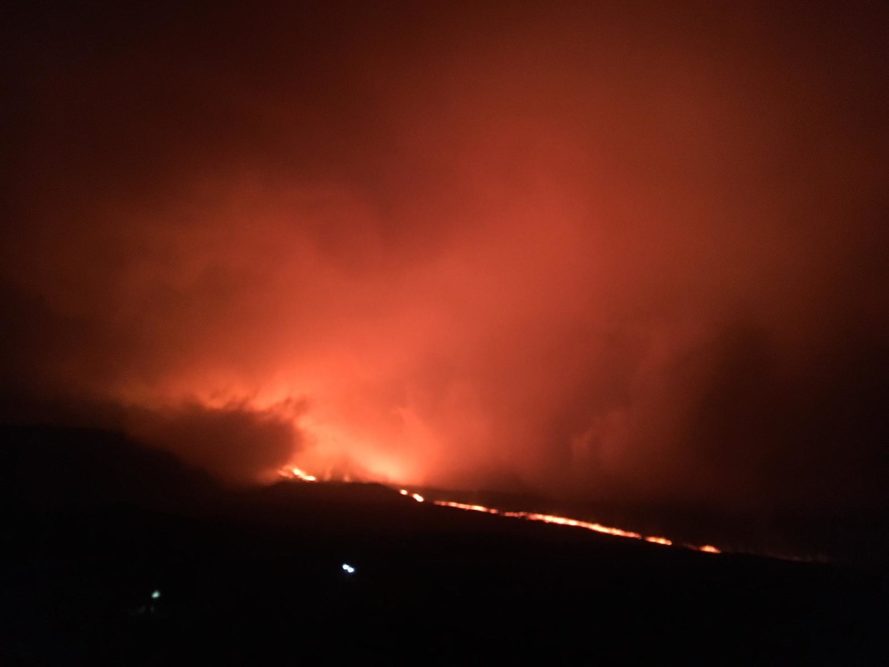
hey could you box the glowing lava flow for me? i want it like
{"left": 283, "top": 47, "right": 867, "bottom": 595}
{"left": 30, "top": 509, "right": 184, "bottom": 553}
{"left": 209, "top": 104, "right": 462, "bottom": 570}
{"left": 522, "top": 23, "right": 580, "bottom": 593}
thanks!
{"left": 280, "top": 466, "right": 318, "bottom": 482}
{"left": 275, "top": 467, "right": 721, "bottom": 554}
{"left": 431, "top": 500, "right": 721, "bottom": 554}
{"left": 399, "top": 489, "right": 425, "bottom": 502}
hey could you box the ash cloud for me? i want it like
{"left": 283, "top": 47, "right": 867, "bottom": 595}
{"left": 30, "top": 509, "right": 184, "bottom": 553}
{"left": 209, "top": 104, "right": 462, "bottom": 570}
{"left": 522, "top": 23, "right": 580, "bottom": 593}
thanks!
{"left": 125, "top": 401, "right": 302, "bottom": 484}
{"left": 2, "top": 2, "right": 888, "bottom": 519}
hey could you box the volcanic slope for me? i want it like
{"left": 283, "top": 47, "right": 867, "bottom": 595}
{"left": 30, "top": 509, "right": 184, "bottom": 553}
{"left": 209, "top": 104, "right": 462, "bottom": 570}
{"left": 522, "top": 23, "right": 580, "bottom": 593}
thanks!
{"left": 2, "top": 425, "right": 886, "bottom": 664}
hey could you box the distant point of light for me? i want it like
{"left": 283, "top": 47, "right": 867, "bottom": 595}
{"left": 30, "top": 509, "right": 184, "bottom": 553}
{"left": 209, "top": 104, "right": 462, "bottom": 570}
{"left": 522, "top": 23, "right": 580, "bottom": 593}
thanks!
{"left": 151, "top": 589, "right": 161, "bottom": 600}
{"left": 645, "top": 536, "right": 673, "bottom": 546}
{"left": 399, "top": 489, "right": 409, "bottom": 496}
{"left": 699, "top": 545, "right": 721, "bottom": 554}
{"left": 341, "top": 563, "right": 356, "bottom": 574}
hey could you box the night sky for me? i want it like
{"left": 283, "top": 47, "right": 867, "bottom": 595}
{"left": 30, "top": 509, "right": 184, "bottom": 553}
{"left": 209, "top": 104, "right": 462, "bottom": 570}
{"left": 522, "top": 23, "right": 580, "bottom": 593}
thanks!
{"left": 3, "top": 2, "right": 888, "bottom": 525}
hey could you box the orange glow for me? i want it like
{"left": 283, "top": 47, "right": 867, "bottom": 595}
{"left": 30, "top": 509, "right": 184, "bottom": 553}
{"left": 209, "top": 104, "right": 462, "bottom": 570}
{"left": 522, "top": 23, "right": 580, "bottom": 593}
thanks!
{"left": 275, "top": 472, "right": 724, "bottom": 554}
{"left": 6, "top": 4, "right": 886, "bottom": 573}
{"left": 435, "top": 501, "right": 494, "bottom": 514}
{"left": 499, "top": 510, "right": 642, "bottom": 540}
{"left": 279, "top": 466, "right": 317, "bottom": 482}
{"left": 431, "top": 498, "right": 721, "bottom": 553}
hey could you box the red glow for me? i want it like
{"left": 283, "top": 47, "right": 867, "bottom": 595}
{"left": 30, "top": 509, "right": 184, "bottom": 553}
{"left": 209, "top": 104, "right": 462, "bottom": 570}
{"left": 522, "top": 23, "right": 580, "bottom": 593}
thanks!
{"left": 5, "top": 3, "right": 887, "bottom": 564}
{"left": 429, "top": 498, "right": 717, "bottom": 552}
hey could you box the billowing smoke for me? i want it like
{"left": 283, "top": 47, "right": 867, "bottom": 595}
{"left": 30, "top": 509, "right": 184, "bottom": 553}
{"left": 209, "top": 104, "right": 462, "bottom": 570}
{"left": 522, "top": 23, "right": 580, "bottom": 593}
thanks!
{"left": 3, "top": 3, "right": 887, "bottom": 515}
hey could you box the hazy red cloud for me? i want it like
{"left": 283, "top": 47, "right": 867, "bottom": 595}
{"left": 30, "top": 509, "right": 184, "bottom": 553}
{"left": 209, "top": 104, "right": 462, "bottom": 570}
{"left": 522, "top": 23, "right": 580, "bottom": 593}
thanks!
{"left": 2, "top": 2, "right": 887, "bottom": 515}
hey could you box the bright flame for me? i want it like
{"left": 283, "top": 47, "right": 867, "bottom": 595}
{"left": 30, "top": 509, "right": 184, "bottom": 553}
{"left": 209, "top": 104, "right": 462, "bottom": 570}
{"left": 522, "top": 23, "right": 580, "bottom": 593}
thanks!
{"left": 698, "top": 544, "right": 721, "bottom": 553}
{"left": 280, "top": 466, "right": 317, "bottom": 482}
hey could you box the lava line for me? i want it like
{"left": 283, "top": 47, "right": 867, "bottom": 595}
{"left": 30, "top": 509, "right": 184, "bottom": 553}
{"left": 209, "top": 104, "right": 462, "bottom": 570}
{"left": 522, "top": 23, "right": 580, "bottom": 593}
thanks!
{"left": 432, "top": 500, "right": 720, "bottom": 554}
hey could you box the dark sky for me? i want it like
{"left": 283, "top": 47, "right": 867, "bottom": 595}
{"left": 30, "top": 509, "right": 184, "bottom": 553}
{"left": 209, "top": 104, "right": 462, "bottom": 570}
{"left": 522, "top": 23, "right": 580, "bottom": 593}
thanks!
{"left": 2, "top": 2, "right": 888, "bottom": 517}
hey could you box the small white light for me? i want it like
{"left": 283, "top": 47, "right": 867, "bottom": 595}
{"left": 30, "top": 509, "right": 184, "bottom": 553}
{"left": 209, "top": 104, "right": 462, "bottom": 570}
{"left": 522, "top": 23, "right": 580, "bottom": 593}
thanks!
{"left": 151, "top": 590, "right": 161, "bottom": 600}
{"left": 411, "top": 493, "right": 424, "bottom": 503}
{"left": 341, "top": 563, "right": 356, "bottom": 574}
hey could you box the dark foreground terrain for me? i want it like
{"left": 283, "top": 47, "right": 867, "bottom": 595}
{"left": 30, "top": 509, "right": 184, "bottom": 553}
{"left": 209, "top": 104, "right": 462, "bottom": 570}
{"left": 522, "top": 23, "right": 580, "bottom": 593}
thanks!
{"left": 2, "top": 425, "right": 886, "bottom": 665}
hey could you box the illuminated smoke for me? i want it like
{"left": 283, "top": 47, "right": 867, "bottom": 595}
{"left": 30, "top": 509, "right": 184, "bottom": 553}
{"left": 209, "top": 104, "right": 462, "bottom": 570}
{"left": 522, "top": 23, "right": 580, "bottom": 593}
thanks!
{"left": 2, "top": 2, "right": 887, "bottom": 535}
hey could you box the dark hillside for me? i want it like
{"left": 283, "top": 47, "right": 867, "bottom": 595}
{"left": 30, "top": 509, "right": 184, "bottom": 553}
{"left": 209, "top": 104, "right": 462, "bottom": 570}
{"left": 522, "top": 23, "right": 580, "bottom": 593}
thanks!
{"left": 1, "top": 425, "right": 886, "bottom": 665}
